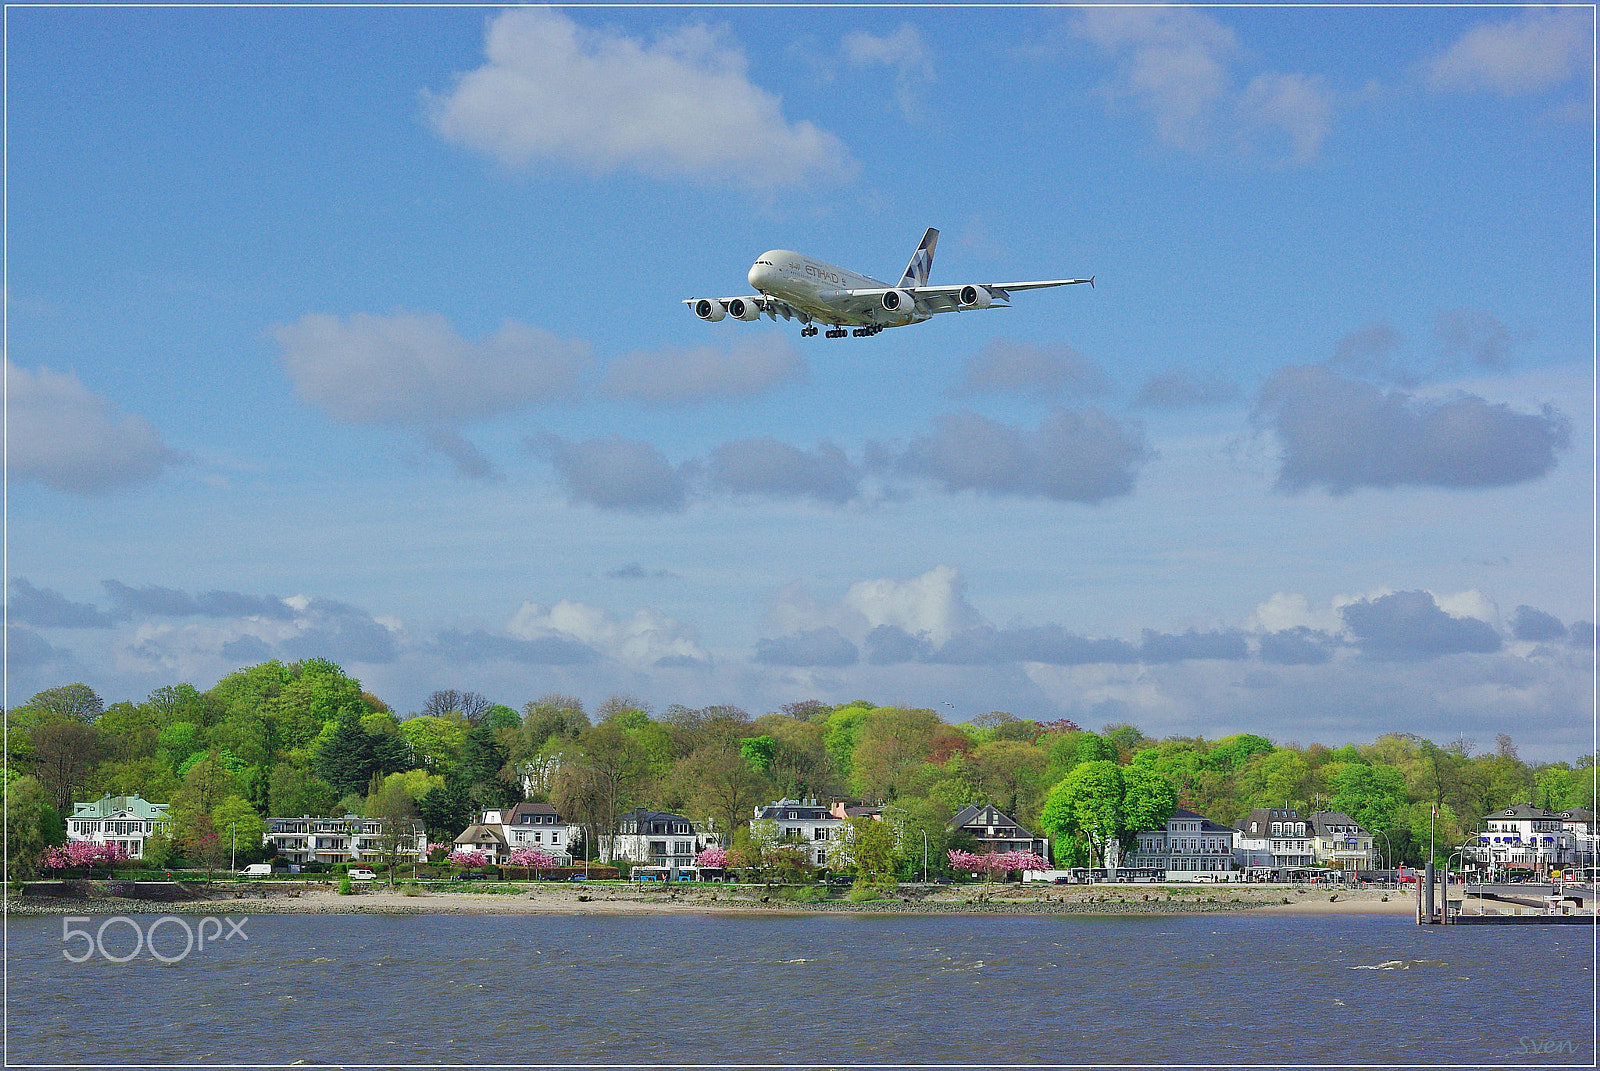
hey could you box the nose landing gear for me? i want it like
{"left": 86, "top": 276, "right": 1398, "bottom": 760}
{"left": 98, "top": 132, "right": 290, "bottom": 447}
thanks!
{"left": 801, "top": 325, "right": 818, "bottom": 337}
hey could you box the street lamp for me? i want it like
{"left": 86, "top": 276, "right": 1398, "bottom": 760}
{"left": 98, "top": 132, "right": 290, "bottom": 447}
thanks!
{"left": 1373, "top": 828, "right": 1393, "bottom": 886}
{"left": 230, "top": 822, "right": 237, "bottom": 875}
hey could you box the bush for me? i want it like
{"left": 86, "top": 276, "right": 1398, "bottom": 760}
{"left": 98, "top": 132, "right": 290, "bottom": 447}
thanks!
{"left": 337, "top": 875, "right": 353, "bottom": 895}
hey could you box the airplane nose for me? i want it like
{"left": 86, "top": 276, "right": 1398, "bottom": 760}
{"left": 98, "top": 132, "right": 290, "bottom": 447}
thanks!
{"left": 748, "top": 262, "right": 770, "bottom": 289}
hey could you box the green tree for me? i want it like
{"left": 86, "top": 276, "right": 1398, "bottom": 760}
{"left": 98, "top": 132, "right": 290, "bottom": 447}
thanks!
{"left": 268, "top": 763, "right": 339, "bottom": 818}
{"left": 31, "top": 721, "right": 101, "bottom": 815}
{"left": 1038, "top": 760, "right": 1175, "bottom": 870}
{"left": 316, "top": 708, "right": 377, "bottom": 798}
{"left": 740, "top": 735, "right": 777, "bottom": 774}
{"left": 16, "top": 683, "right": 105, "bottom": 725}
{"left": 4, "top": 776, "right": 64, "bottom": 879}
{"left": 210, "top": 795, "right": 265, "bottom": 870}
{"left": 368, "top": 777, "right": 422, "bottom": 885}
{"left": 831, "top": 815, "right": 898, "bottom": 884}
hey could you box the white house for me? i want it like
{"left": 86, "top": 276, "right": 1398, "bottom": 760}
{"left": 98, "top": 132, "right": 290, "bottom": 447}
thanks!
{"left": 477, "top": 803, "right": 582, "bottom": 865}
{"left": 1560, "top": 807, "right": 1595, "bottom": 866}
{"left": 1234, "top": 807, "right": 1314, "bottom": 871}
{"left": 608, "top": 808, "right": 712, "bottom": 874}
{"left": 1308, "top": 811, "right": 1375, "bottom": 873}
{"left": 949, "top": 802, "right": 1051, "bottom": 861}
{"left": 67, "top": 794, "right": 169, "bottom": 859}
{"left": 753, "top": 798, "right": 844, "bottom": 867}
{"left": 1127, "top": 808, "right": 1236, "bottom": 875}
{"left": 1469, "top": 803, "right": 1576, "bottom": 876}
{"left": 264, "top": 814, "right": 427, "bottom": 865}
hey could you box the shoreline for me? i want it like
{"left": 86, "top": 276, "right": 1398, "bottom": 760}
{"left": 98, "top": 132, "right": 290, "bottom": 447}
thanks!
{"left": 6, "top": 884, "right": 1417, "bottom": 919}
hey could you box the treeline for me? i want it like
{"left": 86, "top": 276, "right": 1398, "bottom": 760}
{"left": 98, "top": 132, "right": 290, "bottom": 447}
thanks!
{"left": 5, "top": 657, "right": 1594, "bottom": 877}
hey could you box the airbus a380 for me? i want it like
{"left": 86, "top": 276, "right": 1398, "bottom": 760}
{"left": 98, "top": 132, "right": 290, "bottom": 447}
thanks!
{"left": 685, "top": 228, "right": 1092, "bottom": 338}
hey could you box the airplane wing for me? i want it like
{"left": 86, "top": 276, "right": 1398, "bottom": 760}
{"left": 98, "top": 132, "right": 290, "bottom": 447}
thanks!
{"left": 830, "top": 277, "right": 1094, "bottom": 315}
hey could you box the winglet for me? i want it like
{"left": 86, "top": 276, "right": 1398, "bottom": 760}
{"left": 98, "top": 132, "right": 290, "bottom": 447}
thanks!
{"left": 1089, "top": 275, "right": 1095, "bottom": 288}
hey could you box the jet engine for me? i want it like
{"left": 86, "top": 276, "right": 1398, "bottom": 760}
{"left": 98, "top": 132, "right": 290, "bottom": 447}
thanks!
{"left": 881, "top": 289, "right": 914, "bottom": 313}
{"left": 726, "top": 297, "right": 764, "bottom": 321}
{"left": 958, "top": 285, "right": 993, "bottom": 309}
{"left": 692, "top": 298, "right": 726, "bottom": 321}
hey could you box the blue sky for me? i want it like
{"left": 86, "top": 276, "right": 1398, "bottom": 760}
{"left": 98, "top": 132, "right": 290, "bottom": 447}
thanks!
{"left": 7, "top": 4, "right": 1594, "bottom": 759}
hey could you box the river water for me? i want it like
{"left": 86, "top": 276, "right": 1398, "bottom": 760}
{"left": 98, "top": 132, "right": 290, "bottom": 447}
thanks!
{"left": 8, "top": 911, "right": 1593, "bottom": 1066}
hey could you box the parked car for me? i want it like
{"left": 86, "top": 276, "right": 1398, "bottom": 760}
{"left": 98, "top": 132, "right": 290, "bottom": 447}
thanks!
{"left": 347, "top": 868, "right": 377, "bottom": 881}
{"left": 568, "top": 874, "right": 588, "bottom": 882}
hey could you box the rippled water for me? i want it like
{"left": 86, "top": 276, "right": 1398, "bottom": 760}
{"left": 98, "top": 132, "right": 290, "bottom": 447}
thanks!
{"left": 10, "top": 911, "right": 1593, "bottom": 1065}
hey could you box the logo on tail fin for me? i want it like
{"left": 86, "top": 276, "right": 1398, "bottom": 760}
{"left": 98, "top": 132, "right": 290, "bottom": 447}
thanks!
{"left": 899, "top": 228, "right": 939, "bottom": 288}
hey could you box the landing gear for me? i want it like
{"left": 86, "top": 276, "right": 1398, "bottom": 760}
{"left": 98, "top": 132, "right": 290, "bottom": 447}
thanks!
{"left": 805, "top": 325, "right": 881, "bottom": 339}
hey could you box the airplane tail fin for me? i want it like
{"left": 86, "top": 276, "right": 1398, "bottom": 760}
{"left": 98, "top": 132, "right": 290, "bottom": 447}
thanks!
{"left": 898, "top": 228, "right": 939, "bottom": 288}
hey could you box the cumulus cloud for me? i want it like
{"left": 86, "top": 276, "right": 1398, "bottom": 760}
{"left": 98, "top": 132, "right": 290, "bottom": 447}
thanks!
{"left": 1133, "top": 368, "right": 1241, "bottom": 409}
{"left": 895, "top": 408, "right": 1150, "bottom": 503}
{"left": 708, "top": 438, "right": 861, "bottom": 504}
{"left": 9, "top": 578, "right": 118, "bottom": 628}
{"left": 276, "top": 312, "right": 587, "bottom": 426}
{"left": 1511, "top": 605, "right": 1567, "bottom": 643}
{"left": 1257, "top": 626, "right": 1336, "bottom": 666}
{"left": 1139, "top": 628, "right": 1250, "bottom": 664}
{"left": 509, "top": 599, "right": 709, "bottom": 668}
{"left": 1341, "top": 590, "right": 1503, "bottom": 661}
{"left": 842, "top": 23, "right": 934, "bottom": 121}
{"left": 424, "top": 8, "right": 855, "bottom": 189}
{"left": 951, "top": 339, "right": 1110, "bottom": 399}
{"left": 754, "top": 626, "right": 860, "bottom": 667}
{"left": 1236, "top": 71, "right": 1334, "bottom": 163}
{"left": 1255, "top": 365, "right": 1569, "bottom": 493}
{"left": 600, "top": 334, "right": 806, "bottom": 405}
{"left": 862, "top": 624, "right": 934, "bottom": 665}
{"left": 432, "top": 628, "right": 598, "bottom": 666}
{"left": 6, "top": 625, "right": 71, "bottom": 670}
{"left": 527, "top": 432, "right": 691, "bottom": 513}
{"left": 840, "top": 565, "right": 983, "bottom": 647}
{"left": 102, "top": 580, "right": 294, "bottom": 621}
{"left": 1074, "top": 6, "right": 1336, "bottom": 160}
{"left": 7, "top": 358, "right": 186, "bottom": 494}
{"left": 932, "top": 625, "right": 1140, "bottom": 667}
{"left": 1433, "top": 308, "right": 1516, "bottom": 368}
{"left": 278, "top": 598, "right": 401, "bottom": 665}
{"left": 1425, "top": 8, "right": 1592, "bottom": 96}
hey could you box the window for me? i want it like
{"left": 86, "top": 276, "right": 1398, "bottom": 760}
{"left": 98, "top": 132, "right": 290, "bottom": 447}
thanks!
{"left": 814, "top": 828, "right": 828, "bottom": 840}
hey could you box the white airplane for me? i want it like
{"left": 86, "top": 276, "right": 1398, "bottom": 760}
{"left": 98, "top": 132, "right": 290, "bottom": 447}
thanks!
{"left": 685, "top": 228, "right": 1092, "bottom": 338}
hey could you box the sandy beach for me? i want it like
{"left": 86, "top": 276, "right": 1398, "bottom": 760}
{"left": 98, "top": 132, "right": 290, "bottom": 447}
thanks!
{"left": 8, "top": 881, "right": 1418, "bottom": 918}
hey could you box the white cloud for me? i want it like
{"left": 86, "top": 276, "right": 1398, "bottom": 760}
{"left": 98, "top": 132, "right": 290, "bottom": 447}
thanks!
{"left": 1426, "top": 8, "right": 1592, "bottom": 96}
{"left": 425, "top": 8, "right": 855, "bottom": 190}
{"left": 1074, "top": 6, "right": 1337, "bottom": 161}
{"left": 6, "top": 358, "right": 185, "bottom": 494}
{"left": 843, "top": 24, "right": 934, "bottom": 121}
{"left": 508, "top": 599, "right": 710, "bottom": 667}
{"left": 276, "top": 311, "right": 588, "bottom": 426}
{"left": 767, "top": 565, "right": 983, "bottom": 647}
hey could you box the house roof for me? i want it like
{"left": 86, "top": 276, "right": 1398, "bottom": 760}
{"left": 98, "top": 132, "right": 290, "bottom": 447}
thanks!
{"left": 1309, "top": 811, "right": 1367, "bottom": 837}
{"left": 71, "top": 794, "right": 169, "bottom": 821}
{"left": 454, "top": 824, "right": 508, "bottom": 846}
{"left": 1490, "top": 803, "right": 1562, "bottom": 821}
{"left": 502, "top": 802, "right": 563, "bottom": 824}
{"left": 1237, "top": 807, "right": 1304, "bottom": 834}
{"left": 1160, "top": 808, "right": 1235, "bottom": 835}
{"left": 754, "top": 799, "right": 837, "bottom": 822}
{"left": 950, "top": 802, "right": 1039, "bottom": 839}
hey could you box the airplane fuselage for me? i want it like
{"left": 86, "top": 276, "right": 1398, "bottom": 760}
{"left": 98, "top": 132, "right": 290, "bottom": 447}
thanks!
{"left": 747, "top": 250, "right": 927, "bottom": 328}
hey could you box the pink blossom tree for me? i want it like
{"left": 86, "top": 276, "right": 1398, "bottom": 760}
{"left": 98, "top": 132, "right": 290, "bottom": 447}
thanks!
{"left": 695, "top": 846, "right": 729, "bottom": 869}
{"left": 507, "top": 847, "right": 557, "bottom": 877}
{"left": 449, "top": 849, "right": 490, "bottom": 870}
{"left": 946, "top": 848, "right": 1050, "bottom": 886}
{"left": 42, "top": 841, "right": 132, "bottom": 871}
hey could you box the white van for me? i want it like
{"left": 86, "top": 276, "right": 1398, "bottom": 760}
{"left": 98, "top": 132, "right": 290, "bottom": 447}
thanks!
{"left": 347, "top": 868, "right": 377, "bottom": 881}
{"left": 242, "top": 863, "right": 273, "bottom": 877}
